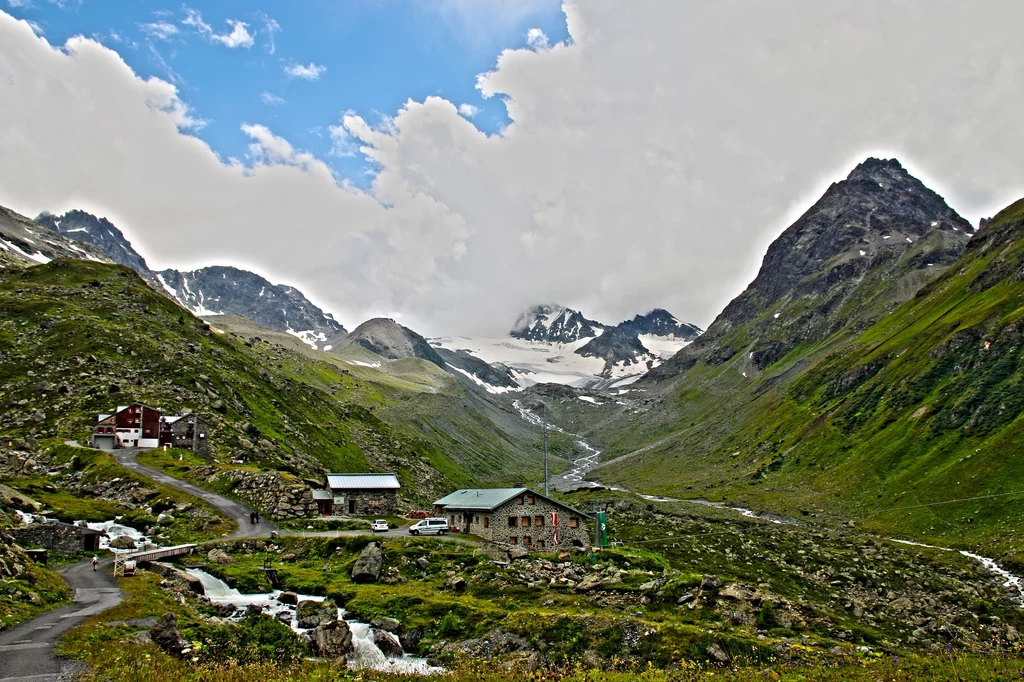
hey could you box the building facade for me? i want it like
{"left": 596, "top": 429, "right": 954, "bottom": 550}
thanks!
{"left": 433, "top": 488, "right": 591, "bottom": 550}
{"left": 92, "top": 403, "right": 210, "bottom": 454}
{"left": 314, "top": 473, "right": 401, "bottom": 516}
{"left": 159, "top": 414, "right": 211, "bottom": 458}
{"left": 92, "top": 403, "right": 161, "bottom": 449}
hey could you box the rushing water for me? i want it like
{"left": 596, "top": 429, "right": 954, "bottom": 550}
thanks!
{"left": 14, "top": 512, "right": 151, "bottom": 550}
{"left": 513, "top": 399, "right": 609, "bottom": 490}
{"left": 186, "top": 569, "right": 441, "bottom": 674}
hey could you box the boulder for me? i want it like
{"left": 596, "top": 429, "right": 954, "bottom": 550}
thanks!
{"left": 351, "top": 542, "right": 383, "bottom": 584}
{"left": 445, "top": 575, "right": 467, "bottom": 592}
{"left": 700, "top": 574, "right": 722, "bottom": 590}
{"left": 310, "top": 620, "right": 354, "bottom": 658}
{"left": 374, "top": 629, "right": 404, "bottom": 657}
{"left": 416, "top": 557, "right": 429, "bottom": 570}
{"left": 507, "top": 546, "right": 529, "bottom": 561}
{"left": 296, "top": 599, "right": 338, "bottom": 629}
{"left": 150, "top": 612, "right": 189, "bottom": 658}
{"left": 207, "top": 548, "right": 234, "bottom": 565}
{"left": 109, "top": 535, "right": 137, "bottom": 550}
{"left": 371, "top": 616, "right": 402, "bottom": 633}
{"left": 707, "top": 642, "right": 730, "bottom": 663}
{"left": 278, "top": 591, "right": 299, "bottom": 605}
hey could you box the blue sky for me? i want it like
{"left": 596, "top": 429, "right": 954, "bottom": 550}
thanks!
{"left": 8, "top": 0, "right": 569, "bottom": 186}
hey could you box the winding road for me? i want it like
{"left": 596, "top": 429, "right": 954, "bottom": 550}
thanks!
{"left": 112, "top": 448, "right": 276, "bottom": 539}
{"left": 0, "top": 558, "right": 120, "bottom": 682}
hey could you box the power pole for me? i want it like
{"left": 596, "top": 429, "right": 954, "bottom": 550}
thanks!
{"left": 543, "top": 426, "right": 549, "bottom": 497}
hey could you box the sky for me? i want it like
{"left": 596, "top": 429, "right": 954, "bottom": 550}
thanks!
{"left": 1, "top": 1, "right": 1023, "bottom": 335}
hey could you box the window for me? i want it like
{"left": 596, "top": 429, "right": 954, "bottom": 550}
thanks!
{"left": 483, "top": 517, "right": 489, "bottom": 528}
{"left": 371, "top": 500, "right": 379, "bottom": 507}
{"left": 521, "top": 516, "right": 531, "bottom": 527}
{"left": 523, "top": 536, "right": 532, "bottom": 546}
{"left": 508, "top": 517, "right": 518, "bottom": 527}
{"left": 537, "top": 540, "right": 545, "bottom": 548}
{"left": 527, "top": 495, "right": 535, "bottom": 505}
{"left": 535, "top": 516, "right": 544, "bottom": 526}
{"left": 569, "top": 517, "right": 579, "bottom": 528}
{"left": 515, "top": 496, "right": 523, "bottom": 505}
{"left": 510, "top": 537, "right": 518, "bottom": 545}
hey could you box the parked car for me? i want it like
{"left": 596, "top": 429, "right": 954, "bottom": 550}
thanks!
{"left": 371, "top": 519, "right": 389, "bottom": 533}
{"left": 408, "top": 517, "right": 449, "bottom": 535}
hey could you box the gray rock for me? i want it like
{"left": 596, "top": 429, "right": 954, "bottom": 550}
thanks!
{"left": 676, "top": 593, "right": 696, "bottom": 605}
{"left": 207, "top": 548, "right": 234, "bottom": 565}
{"left": 278, "top": 591, "right": 299, "bottom": 605}
{"left": 296, "top": 599, "right": 337, "bottom": 629}
{"left": 416, "top": 557, "right": 429, "bottom": 570}
{"left": 374, "top": 629, "right": 404, "bottom": 657}
{"left": 310, "top": 620, "right": 353, "bottom": 658}
{"left": 371, "top": 616, "right": 402, "bottom": 633}
{"left": 109, "top": 535, "right": 137, "bottom": 550}
{"left": 707, "top": 643, "right": 730, "bottom": 663}
{"left": 700, "top": 574, "right": 722, "bottom": 590}
{"left": 149, "top": 612, "right": 189, "bottom": 658}
{"left": 351, "top": 542, "right": 383, "bottom": 584}
{"left": 445, "top": 575, "right": 467, "bottom": 592}
{"left": 507, "top": 546, "right": 529, "bottom": 561}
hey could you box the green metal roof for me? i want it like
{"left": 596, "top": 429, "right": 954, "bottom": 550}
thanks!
{"left": 433, "top": 487, "right": 592, "bottom": 518}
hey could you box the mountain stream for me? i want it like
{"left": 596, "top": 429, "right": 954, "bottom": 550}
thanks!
{"left": 187, "top": 569, "right": 441, "bottom": 674}
{"left": 511, "top": 402, "right": 1024, "bottom": 607}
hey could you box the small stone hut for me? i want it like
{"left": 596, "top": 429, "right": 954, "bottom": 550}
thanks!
{"left": 314, "top": 473, "right": 400, "bottom": 516}
{"left": 433, "top": 488, "right": 591, "bottom": 550}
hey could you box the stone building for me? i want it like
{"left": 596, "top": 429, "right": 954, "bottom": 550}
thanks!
{"left": 159, "top": 414, "right": 211, "bottom": 458}
{"left": 433, "top": 488, "right": 591, "bottom": 550}
{"left": 314, "top": 473, "right": 401, "bottom": 516}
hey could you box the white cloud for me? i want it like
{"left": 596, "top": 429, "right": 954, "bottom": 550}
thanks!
{"left": 260, "top": 91, "right": 285, "bottom": 106}
{"left": 525, "top": 28, "right": 548, "bottom": 50}
{"left": 2, "top": 4, "right": 1024, "bottom": 336}
{"left": 140, "top": 21, "right": 179, "bottom": 41}
{"left": 284, "top": 61, "right": 326, "bottom": 81}
{"left": 8, "top": 0, "right": 31, "bottom": 8}
{"left": 181, "top": 7, "right": 211, "bottom": 36}
{"left": 260, "top": 14, "right": 280, "bottom": 54}
{"left": 211, "top": 19, "right": 253, "bottom": 49}
{"left": 457, "top": 103, "right": 479, "bottom": 117}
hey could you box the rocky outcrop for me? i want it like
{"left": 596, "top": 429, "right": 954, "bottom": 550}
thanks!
{"left": 351, "top": 542, "right": 383, "bottom": 584}
{"left": 192, "top": 467, "right": 315, "bottom": 519}
{"left": 296, "top": 600, "right": 337, "bottom": 629}
{"left": 150, "top": 612, "right": 190, "bottom": 658}
{"left": 207, "top": 548, "right": 234, "bottom": 565}
{"left": 148, "top": 562, "right": 204, "bottom": 595}
{"left": 309, "top": 619, "right": 353, "bottom": 658}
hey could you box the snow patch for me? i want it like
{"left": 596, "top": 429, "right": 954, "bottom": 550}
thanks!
{"left": 578, "top": 395, "right": 599, "bottom": 404}
{"left": 447, "top": 365, "right": 518, "bottom": 394}
{"left": 287, "top": 329, "right": 327, "bottom": 350}
{"left": 347, "top": 360, "right": 382, "bottom": 368}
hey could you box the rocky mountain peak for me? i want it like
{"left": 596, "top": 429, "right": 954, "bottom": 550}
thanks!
{"left": 624, "top": 309, "right": 703, "bottom": 340}
{"left": 35, "top": 209, "right": 153, "bottom": 278}
{"left": 647, "top": 158, "right": 973, "bottom": 381}
{"left": 510, "top": 304, "right": 603, "bottom": 344}
{"left": 341, "top": 318, "right": 445, "bottom": 368}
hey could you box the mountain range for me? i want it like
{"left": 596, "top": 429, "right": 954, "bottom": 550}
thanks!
{"left": 35, "top": 210, "right": 345, "bottom": 345}
{"left": 22, "top": 207, "right": 704, "bottom": 390}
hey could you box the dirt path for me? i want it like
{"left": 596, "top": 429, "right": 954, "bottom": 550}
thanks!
{"left": 0, "top": 557, "right": 120, "bottom": 682}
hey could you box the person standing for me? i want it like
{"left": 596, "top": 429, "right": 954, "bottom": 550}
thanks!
{"left": 92, "top": 556, "right": 98, "bottom": 571}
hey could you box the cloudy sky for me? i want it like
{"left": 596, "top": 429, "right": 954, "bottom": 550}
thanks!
{"left": 1, "top": 1, "right": 1022, "bottom": 335}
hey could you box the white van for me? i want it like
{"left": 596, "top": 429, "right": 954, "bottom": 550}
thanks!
{"left": 408, "top": 518, "right": 449, "bottom": 535}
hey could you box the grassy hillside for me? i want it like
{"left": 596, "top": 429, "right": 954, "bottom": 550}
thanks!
{"left": 578, "top": 201, "right": 1024, "bottom": 565}
{"left": 0, "top": 260, "right": 552, "bottom": 504}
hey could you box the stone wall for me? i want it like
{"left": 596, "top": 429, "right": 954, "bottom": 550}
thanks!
{"left": 192, "top": 466, "right": 315, "bottom": 519}
{"left": 332, "top": 489, "right": 397, "bottom": 516}
{"left": 10, "top": 522, "right": 95, "bottom": 553}
{"left": 441, "top": 494, "right": 590, "bottom": 550}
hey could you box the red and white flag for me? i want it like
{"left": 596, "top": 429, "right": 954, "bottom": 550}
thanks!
{"left": 551, "top": 512, "right": 559, "bottom": 544}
